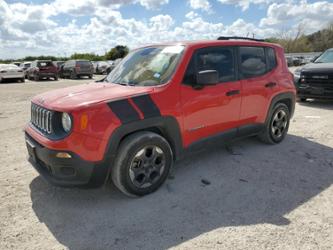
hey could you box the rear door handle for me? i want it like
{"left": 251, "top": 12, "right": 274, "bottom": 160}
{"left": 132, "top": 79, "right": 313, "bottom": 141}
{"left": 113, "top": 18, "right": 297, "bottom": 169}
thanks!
{"left": 226, "top": 90, "right": 240, "bottom": 96}
{"left": 265, "top": 82, "right": 277, "bottom": 88}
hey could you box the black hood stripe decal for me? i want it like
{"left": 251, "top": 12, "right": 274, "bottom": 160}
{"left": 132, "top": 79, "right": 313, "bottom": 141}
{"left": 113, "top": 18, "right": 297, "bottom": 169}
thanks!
{"left": 107, "top": 99, "right": 140, "bottom": 124}
{"left": 132, "top": 95, "right": 161, "bottom": 119}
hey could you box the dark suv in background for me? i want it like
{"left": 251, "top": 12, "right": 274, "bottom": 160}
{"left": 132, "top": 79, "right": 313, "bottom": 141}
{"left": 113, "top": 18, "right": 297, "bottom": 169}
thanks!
{"left": 294, "top": 48, "right": 333, "bottom": 101}
{"left": 59, "top": 60, "right": 93, "bottom": 79}
{"left": 27, "top": 61, "right": 58, "bottom": 81}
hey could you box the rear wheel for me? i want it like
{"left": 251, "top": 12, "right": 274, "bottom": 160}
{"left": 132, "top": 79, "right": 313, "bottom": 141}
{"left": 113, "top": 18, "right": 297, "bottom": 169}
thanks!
{"left": 54, "top": 75, "right": 58, "bottom": 81}
{"left": 89, "top": 74, "right": 93, "bottom": 79}
{"left": 70, "top": 71, "right": 76, "bottom": 80}
{"left": 111, "top": 132, "right": 173, "bottom": 197}
{"left": 21, "top": 77, "right": 25, "bottom": 83}
{"left": 259, "top": 103, "right": 290, "bottom": 144}
{"left": 297, "top": 97, "right": 307, "bottom": 102}
{"left": 34, "top": 74, "right": 39, "bottom": 81}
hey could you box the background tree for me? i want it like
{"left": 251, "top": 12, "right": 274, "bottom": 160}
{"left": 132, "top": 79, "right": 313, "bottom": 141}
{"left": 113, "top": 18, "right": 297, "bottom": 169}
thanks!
{"left": 105, "top": 45, "right": 129, "bottom": 60}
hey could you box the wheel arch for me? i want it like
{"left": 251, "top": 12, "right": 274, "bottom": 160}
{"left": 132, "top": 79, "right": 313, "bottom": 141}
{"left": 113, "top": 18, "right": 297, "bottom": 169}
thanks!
{"left": 103, "top": 116, "right": 183, "bottom": 165}
{"left": 265, "top": 92, "right": 296, "bottom": 124}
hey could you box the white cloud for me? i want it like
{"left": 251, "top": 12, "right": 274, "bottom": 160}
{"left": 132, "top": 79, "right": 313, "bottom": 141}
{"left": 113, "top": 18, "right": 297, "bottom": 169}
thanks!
{"left": 139, "top": 0, "right": 169, "bottom": 10}
{"left": 189, "top": 0, "right": 211, "bottom": 12}
{"left": 150, "top": 15, "right": 174, "bottom": 31}
{"left": 260, "top": 1, "right": 333, "bottom": 32}
{"left": 185, "top": 11, "right": 200, "bottom": 19}
{"left": 0, "top": 0, "right": 332, "bottom": 59}
{"left": 217, "top": 0, "right": 272, "bottom": 11}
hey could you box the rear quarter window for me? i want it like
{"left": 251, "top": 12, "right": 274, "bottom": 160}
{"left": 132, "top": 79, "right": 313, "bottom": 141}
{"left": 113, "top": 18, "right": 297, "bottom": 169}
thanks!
{"left": 266, "top": 47, "right": 277, "bottom": 71}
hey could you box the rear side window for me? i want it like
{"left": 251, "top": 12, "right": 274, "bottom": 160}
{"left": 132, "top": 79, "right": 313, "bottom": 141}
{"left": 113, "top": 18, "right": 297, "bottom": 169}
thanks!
{"left": 77, "top": 61, "right": 91, "bottom": 66}
{"left": 266, "top": 47, "right": 277, "bottom": 71}
{"left": 37, "top": 61, "right": 53, "bottom": 67}
{"left": 239, "top": 47, "right": 266, "bottom": 78}
{"left": 183, "top": 47, "right": 236, "bottom": 84}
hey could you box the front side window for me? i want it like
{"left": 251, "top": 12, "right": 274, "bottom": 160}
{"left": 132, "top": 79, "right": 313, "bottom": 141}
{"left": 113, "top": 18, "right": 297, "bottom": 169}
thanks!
{"left": 105, "top": 45, "right": 184, "bottom": 86}
{"left": 240, "top": 47, "right": 266, "bottom": 78}
{"left": 183, "top": 47, "right": 236, "bottom": 85}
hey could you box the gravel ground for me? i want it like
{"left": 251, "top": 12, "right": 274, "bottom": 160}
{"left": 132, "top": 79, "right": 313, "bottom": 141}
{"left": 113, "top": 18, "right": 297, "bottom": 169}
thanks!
{"left": 0, "top": 75, "right": 332, "bottom": 250}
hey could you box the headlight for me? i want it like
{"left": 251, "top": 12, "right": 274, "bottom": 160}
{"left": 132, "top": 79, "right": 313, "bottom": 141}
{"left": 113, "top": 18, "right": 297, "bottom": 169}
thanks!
{"left": 61, "top": 112, "right": 72, "bottom": 133}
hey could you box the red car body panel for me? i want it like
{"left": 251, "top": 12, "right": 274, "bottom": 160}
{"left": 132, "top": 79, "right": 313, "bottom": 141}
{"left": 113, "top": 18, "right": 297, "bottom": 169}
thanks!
{"left": 25, "top": 40, "right": 296, "bottom": 187}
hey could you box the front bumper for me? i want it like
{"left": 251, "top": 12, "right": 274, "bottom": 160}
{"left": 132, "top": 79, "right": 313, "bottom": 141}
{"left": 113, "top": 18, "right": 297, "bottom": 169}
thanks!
{"left": 1, "top": 73, "right": 24, "bottom": 79}
{"left": 25, "top": 133, "right": 110, "bottom": 188}
{"left": 297, "top": 85, "right": 333, "bottom": 99}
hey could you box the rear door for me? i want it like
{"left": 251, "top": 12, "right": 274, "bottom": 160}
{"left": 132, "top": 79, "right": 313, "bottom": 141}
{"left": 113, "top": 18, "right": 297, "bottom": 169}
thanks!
{"left": 239, "top": 46, "right": 278, "bottom": 125}
{"left": 181, "top": 46, "right": 242, "bottom": 146}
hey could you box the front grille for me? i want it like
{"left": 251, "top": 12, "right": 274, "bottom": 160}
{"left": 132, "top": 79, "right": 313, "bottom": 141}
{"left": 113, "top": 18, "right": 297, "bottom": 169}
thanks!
{"left": 303, "top": 72, "right": 333, "bottom": 90}
{"left": 31, "top": 103, "right": 53, "bottom": 134}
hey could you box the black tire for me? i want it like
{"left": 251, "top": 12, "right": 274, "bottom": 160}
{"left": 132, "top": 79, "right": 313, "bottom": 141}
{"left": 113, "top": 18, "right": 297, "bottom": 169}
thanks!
{"left": 34, "top": 74, "right": 39, "bottom": 81}
{"left": 259, "top": 103, "right": 290, "bottom": 144}
{"left": 111, "top": 132, "right": 173, "bottom": 197}
{"left": 70, "top": 71, "right": 76, "bottom": 80}
{"left": 89, "top": 74, "right": 93, "bottom": 79}
{"left": 54, "top": 75, "right": 58, "bottom": 81}
{"left": 21, "top": 78, "right": 25, "bottom": 83}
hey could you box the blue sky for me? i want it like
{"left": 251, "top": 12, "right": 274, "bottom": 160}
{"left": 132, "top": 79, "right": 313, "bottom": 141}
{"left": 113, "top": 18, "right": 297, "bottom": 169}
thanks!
{"left": 1, "top": 0, "right": 333, "bottom": 59}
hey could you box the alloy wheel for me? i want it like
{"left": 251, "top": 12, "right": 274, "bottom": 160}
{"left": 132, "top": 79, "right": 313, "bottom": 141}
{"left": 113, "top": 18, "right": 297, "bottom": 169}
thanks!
{"left": 129, "top": 146, "right": 166, "bottom": 188}
{"left": 271, "top": 110, "right": 288, "bottom": 139}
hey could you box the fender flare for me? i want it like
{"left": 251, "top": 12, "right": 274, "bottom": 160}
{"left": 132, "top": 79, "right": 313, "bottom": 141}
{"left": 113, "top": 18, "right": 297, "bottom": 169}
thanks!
{"left": 265, "top": 92, "right": 296, "bottom": 124}
{"left": 103, "top": 116, "right": 183, "bottom": 164}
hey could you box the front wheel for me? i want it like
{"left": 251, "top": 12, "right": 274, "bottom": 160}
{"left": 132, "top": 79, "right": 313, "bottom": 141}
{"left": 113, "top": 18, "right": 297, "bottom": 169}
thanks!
{"left": 259, "top": 103, "right": 290, "bottom": 144}
{"left": 111, "top": 132, "right": 173, "bottom": 197}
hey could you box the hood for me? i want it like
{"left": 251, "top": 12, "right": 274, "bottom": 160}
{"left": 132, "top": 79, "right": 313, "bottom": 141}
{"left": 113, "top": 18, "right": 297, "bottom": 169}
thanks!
{"left": 301, "top": 63, "right": 333, "bottom": 74}
{"left": 32, "top": 82, "right": 154, "bottom": 111}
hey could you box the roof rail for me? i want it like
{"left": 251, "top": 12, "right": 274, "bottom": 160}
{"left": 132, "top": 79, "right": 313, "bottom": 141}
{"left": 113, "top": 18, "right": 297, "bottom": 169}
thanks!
{"left": 217, "top": 36, "right": 265, "bottom": 42}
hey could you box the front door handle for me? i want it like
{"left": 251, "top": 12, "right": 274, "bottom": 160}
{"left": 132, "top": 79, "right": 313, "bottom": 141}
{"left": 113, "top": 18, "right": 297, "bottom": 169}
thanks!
{"left": 226, "top": 90, "right": 240, "bottom": 96}
{"left": 265, "top": 82, "right": 277, "bottom": 88}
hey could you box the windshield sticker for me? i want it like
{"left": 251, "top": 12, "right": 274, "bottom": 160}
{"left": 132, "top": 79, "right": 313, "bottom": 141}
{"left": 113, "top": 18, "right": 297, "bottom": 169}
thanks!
{"left": 154, "top": 73, "right": 161, "bottom": 78}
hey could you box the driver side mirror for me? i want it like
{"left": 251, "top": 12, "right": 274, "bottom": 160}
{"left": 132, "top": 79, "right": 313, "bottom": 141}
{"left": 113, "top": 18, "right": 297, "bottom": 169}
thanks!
{"left": 197, "top": 70, "right": 219, "bottom": 86}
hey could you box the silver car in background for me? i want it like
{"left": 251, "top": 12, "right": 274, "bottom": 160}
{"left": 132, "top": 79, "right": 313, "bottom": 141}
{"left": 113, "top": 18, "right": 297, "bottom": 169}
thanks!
{"left": 0, "top": 64, "right": 25, "bottom": 83}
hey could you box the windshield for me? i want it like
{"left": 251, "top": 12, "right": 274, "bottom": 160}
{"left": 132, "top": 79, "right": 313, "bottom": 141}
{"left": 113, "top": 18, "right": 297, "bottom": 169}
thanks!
{"left": 314, "top": 50, "right": 333, "bottom": 63}
{"left": 105, "top": 45, "right": 184, "bottom": 86}
{"left": 38, "top": 61, "right": 54, "bottom": 67}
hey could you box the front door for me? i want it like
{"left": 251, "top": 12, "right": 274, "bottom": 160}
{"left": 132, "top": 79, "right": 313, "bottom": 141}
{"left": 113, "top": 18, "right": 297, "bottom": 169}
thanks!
{"left": 181, "top": 46, "right": 242, "bottom": 147}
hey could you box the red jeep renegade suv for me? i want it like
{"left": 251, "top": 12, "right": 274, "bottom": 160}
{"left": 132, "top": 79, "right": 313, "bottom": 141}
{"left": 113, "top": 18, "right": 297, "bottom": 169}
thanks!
{"left": 25, "top": 37, "right": 296, "bottom": 196}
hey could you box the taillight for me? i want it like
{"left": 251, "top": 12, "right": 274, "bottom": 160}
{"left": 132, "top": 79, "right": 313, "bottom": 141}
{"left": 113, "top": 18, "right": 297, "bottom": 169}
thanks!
{"left": 0, "top": 70, "right": 7, "bottom": 73}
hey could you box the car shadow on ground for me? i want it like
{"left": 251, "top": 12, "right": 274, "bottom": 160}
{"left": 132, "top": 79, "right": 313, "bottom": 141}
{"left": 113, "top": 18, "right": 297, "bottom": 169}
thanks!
{"left": 298, "top": 99, "right": 333, "bottom": 110}
{"left": 30, "top": 135, "right": 333, "bottom": 249}
{"left": 59, "top": 77, "right": 95, "bottom": 81}
{"left": 0, "top": 79, "right": 25, "bottom": 84}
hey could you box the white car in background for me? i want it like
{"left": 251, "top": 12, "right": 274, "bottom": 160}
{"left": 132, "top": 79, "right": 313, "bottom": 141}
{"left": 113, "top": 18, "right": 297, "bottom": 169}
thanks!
{"left": 0, "top": 64, "right": 25, "bottom": 83}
